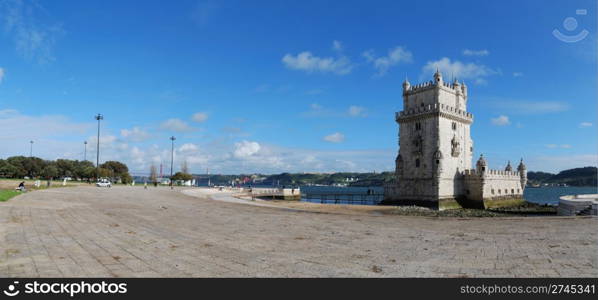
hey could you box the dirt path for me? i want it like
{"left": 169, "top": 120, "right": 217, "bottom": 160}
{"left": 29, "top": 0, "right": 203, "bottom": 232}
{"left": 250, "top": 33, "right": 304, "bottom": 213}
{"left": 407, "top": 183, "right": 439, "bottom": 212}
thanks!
{"left": 0, "top": 186, "right": 595, "bottom": 277}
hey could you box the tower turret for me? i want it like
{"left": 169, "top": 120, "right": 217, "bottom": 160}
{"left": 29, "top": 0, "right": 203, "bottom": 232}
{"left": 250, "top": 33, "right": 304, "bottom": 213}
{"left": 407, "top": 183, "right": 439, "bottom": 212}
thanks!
{"left": 505, "top": 160, "right": 512, "bottom": 172}
{"left": 402, "top": 77, "right": 411, "bottom": 92}
{"left": 461, "top": 81, "right": 468, "bottom": 98}
{"left": 433, "top": 68, "right": 443, "bottom": 85}
{"left": 517, "top": 158, "right": 527, "bottom": 188}
{"left": 476, "top": 154, "right": 487, "bottom": 173}
{"left": 453, "top": 78, "right": 462, "bottom": 96}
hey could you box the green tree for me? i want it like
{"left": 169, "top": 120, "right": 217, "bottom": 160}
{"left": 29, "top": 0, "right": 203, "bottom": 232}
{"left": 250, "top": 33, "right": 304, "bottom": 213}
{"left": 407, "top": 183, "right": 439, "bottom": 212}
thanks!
{"left": 120, "top": 172, "right": 133, "bottom": 184}
{"left": 100, "top": 161, "right": 128, "bottom": 176}
{"left": 42, "top": 164, "right": 59, "bottom": 180}
{"left": 6, "top": 156, "right": 33, "bottom": 178}
{"left": 0, "top": 160, "right": 19, "bottom": 178}
{"left": 55, "top": 159, "right": 76, "bottom": 178}
{"left": 97, "top": 167, "right": 113, "bottom": 179}
{"left": 171, "top": 172, "right": 193, "bottom": 181}
{"left": 74, "top": 160, "right": 95, "bottom": 180}
{"left": 99, "top": 161, "right": 130, "bottom": 182}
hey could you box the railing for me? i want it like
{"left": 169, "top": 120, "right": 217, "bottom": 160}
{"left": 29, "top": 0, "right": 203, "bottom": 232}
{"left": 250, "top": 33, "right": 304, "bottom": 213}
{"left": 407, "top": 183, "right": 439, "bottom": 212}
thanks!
{"left": 302, "top": 193, "right": 385, "bottom": 205}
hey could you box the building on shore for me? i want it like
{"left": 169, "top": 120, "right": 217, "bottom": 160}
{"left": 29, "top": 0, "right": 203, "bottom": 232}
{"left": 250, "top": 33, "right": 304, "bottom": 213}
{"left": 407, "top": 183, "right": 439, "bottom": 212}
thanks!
{"left": 383, "top": 70, "right": 527, "bottom": 210}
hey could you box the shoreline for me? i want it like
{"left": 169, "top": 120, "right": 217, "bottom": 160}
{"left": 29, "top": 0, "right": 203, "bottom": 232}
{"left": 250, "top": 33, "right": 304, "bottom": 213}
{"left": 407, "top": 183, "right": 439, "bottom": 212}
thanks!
{"left": 183, "top": 187, "right": 564, "bottom": 218}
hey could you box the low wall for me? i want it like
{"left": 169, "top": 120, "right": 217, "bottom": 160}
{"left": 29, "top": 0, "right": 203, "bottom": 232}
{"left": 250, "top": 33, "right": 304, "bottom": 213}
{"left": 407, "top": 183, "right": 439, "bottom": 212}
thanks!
{"left": 558, "top": 194, "right": 598, "bottom": 216}
{"left": 251, "top": 187, "right": 301, "bottom": 200}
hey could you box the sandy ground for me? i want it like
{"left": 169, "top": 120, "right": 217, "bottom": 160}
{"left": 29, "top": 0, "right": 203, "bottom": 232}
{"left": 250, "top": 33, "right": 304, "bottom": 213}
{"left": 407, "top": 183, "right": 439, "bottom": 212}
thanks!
{"left": 0, "top": 186, "right": 596, "bottom": 277}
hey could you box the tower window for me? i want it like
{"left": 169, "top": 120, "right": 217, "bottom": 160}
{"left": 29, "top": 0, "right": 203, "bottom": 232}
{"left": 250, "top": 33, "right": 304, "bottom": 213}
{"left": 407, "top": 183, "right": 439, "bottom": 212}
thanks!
{"left": 415, "top": 159, "right": 420, "bottom": 168}
{"left": 491, "top": 189, "right": 495, "bottom": 194}
{"left": 452, "top": 122, "right": 456, "bottom": 130}
{"left": 415, "top": 122, "right": 421, "bottom": 130}
{"left": 511, "top": 189, "right": 514, "bottom": 194}
{"left": 436, "top": 159, "right": 439, "bottom": 164}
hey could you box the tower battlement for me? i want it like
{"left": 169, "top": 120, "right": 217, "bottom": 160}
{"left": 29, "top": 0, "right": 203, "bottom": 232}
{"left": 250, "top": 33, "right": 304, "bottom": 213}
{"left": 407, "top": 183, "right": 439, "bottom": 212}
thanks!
{"left": 462, "top": 169, "right": 521, "bottom": 177}
{"left": 396, "top": 103, "right": 473, "bottom": 123}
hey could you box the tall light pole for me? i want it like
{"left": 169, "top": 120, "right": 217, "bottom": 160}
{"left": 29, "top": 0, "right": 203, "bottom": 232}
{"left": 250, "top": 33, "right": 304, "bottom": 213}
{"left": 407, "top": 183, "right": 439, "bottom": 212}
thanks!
{"left": 84, "top": 141, "right": 88, "bottom": 161}
{"left": 95, "top": 114, "right": 103, "bottom": 180}
{"left": 29, "top": 140, "right": 33, "bottom": 157}
{"left": 170, "top": 136, "right": 176, "bottom": 189}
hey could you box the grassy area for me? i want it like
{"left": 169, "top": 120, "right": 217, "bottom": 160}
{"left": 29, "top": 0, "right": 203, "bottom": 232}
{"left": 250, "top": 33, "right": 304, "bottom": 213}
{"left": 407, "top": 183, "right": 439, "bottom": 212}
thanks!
{"left": 0, "top": 190, "right": 22, "bottom": 202}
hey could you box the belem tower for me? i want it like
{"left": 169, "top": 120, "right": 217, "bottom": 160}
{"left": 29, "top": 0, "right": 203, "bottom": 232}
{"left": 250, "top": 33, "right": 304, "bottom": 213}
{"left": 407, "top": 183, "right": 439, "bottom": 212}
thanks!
{"left": 383, "top": 70, "right": 527, "bottom": 210}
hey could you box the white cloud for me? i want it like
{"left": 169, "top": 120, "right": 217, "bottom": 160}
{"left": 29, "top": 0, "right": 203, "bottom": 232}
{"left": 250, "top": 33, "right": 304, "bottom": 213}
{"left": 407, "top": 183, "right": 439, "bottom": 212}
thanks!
{"left": 192, "top": 112, "right": 208, "bottom": 123}
{"left": 363, "top": 46, "right": 413, "bottom": 76}
{"left": 310, "top": 103, "right": 322, "bottom": 110}
{"left": 332, "top": 40, "right": 343, "bottom": 51}
{"left": 0, "top": 68, "right": 4, "bottom": 83}
{"left": 120, "top": 127, "right": 151, "bottom": 142}
{"left": 0, "top": 111, "right": 396, "bottom": 173}
{"left": 545, "top": 144, "right": 572, "bottom": 149}
{"left": 422, "top": 57, "right": 498, "bottom": 84}
{"left": 0, "top": 109, "right": 91, "bottom": 141}
{"left": 489, "top": 100, "right": 569, "bottom": 114}
{"left": 579, "top": 122, "right": 592, "bottom": 128}
{"left": 513, "top": 72, "right": 524, "bottom": 77}
{"left": 233, "top": 140, "right": 261, "bottom": 158}
{"left": 463, "top": 49, "right": 489, "bottom": 56}
{"left": 160, "top": 118, "right": 194, "bottom": 132}
{"left": 491, "top": 115, "right": 510, "bottom": 126}
{"left": 129, "top": 146, "right": 145, "bottom": 166}
{"left": 178, "top": 143, "right": 199, "bottom": 153}
{"left": 0, "top": 0, "right": 64, "bottom": 64}
{"left": 348, "top": 105, "right": 366, "bottom": 117}
{"left": 323, "top": 132, "right": 345, "bottom": 143}
{"left": 282, "top": 51, "right": 353, "bottom": 75}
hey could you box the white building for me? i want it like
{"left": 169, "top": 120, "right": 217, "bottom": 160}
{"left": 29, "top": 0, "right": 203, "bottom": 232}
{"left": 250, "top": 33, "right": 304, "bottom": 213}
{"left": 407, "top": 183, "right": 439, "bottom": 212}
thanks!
{"left": 384, "top": 70, "right": 527, "bottom": 210}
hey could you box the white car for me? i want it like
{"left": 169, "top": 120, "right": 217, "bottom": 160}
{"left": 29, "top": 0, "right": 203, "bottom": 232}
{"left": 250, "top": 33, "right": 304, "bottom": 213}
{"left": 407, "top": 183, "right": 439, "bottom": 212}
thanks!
{"left": 96, "top": 179, "right": 112, "bottom": 187}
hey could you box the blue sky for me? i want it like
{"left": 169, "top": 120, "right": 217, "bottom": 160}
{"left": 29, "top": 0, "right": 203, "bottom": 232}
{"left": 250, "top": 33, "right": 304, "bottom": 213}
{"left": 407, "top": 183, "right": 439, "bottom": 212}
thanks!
{"left": 0, "top": 0, "right": 596, "bottom": 174}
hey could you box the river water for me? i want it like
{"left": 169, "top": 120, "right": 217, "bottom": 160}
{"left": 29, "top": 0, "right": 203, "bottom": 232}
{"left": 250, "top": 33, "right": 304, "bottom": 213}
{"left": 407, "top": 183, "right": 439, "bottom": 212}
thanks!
{"left": 299, "top": 185, "right": 598, "bottom": 206}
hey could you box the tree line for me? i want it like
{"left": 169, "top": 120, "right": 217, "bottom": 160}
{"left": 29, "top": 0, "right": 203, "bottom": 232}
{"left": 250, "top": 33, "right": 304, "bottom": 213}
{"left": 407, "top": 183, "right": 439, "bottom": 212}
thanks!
{"left": 0, "top": 156, "right": 132, "bottom": 183}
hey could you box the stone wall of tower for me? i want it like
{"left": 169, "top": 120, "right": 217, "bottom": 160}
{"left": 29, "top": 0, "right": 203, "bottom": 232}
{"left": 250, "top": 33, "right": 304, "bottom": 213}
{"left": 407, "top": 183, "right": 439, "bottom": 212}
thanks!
{"left": 462, "top": 169, "right": 526, "bottom": 208}
{"left": 436, "top": 114, "right": 473, "bottom": 199}
{"left": 394, "top": 111, "right": 439, "bottom": 203}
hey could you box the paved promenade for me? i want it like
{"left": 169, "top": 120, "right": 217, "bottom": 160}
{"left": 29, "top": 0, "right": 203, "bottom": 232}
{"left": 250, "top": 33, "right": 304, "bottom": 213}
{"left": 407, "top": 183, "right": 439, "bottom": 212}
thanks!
{"left": 0, "top": 186, "right": 596, "bottom": 277}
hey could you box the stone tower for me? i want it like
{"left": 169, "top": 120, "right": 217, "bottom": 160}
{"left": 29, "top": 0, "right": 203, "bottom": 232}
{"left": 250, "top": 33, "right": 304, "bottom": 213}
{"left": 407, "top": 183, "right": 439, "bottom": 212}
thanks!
{"left": 387, "top": 70, "right": 474, "bottom": 208}
{"left": 384, "top": 70, "right": 526, "bottom": 210}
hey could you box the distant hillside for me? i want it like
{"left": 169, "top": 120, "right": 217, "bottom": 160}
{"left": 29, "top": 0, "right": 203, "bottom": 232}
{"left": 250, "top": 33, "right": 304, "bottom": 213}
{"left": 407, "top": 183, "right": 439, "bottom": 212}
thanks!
{"left": 187, "top": 167, "right": 596, "bottom": 188}
{"left": 528, "top": 166, "right": 597, "bottom": 187}
{"left": 191, "top": 172, "right": 395, "bottom": 187}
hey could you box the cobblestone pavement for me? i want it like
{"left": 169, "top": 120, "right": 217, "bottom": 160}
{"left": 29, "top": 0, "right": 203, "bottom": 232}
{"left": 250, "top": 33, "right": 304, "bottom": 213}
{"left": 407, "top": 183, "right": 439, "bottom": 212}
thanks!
{"left": 0, "top": 186, "right": 596, "bottom": 277}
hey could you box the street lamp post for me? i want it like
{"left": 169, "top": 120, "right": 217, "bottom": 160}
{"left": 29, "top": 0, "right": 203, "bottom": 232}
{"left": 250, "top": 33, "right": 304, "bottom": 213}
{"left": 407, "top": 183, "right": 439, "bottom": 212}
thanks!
{"left": 170, "top": 136, "right": 176, "bottom": 189}
{"left": 29, "top": 140, "right": 34, "bottom": 157}
{"left": 95, "top": 114, "right": 103, "bottom": 180}
{"left": 84, "top": 141, "right": 88, "bottom": 161}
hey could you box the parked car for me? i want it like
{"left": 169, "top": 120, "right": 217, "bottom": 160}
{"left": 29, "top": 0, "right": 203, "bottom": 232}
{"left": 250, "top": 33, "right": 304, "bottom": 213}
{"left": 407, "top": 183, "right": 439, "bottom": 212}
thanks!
{"left": 96, "top": 179, "right": 112, "bottom": 187}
